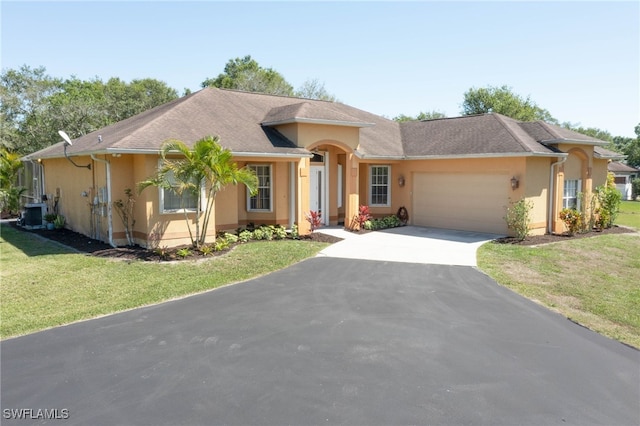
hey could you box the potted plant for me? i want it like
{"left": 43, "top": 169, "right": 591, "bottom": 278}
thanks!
{"left": 44, "top": 213, "right": 57, "bottom": 230}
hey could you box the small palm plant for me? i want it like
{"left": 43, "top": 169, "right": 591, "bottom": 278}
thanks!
{"left": 138, "top": 136, "right": 258, "bottom": 248}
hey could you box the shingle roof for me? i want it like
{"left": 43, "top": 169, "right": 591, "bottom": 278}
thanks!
{"left": 608, "top": 161, "right": 639, "bottom": 173}
{"left": 518, "top": 121, "right": 605, "bottom": 144}
{"left": 594, "top": 146, "right": 626, "bottom": 160}
{"left": 24, "top": 88, "right": 611, "bottom": 161}
{"left": 400, "top": 114, "right": 557, "bottom": 157}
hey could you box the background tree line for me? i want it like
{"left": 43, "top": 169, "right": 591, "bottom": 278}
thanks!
{"left": 1, "top": 57, "right": 638, "bottom": 168}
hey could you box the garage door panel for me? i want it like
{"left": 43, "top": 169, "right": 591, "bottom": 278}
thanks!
{"left": 412, "top": 173, "right": 508, "bottom": 234}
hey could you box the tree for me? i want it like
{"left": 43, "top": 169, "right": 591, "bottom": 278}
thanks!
{"left": 295, "top": 78, "right": 338, "bottom": 101}
{"left": 561, "top": 124, "right": 613, "bottom": 143}
{"left": 0, "top": 65, "right": 62, "bottom": 152}
{"left": 393, "top": 110, "right": 447, "bottom": 122}
{"left": 461, "top": 85, "right": 557, "bottom": 123}
{"left": 201, "top": 55, "right": 294, "bottom": 96}
{"left": 1, "top": 65, "right": 179, "bottom": 154}
{"left": 618, "top": 123, "right": 640, "bottom": 168}
{"left": 138, "top": 136, "right": 258, "bottom": 248}
{"left": 0, "top": 148, "right": 25, "bottom": 215}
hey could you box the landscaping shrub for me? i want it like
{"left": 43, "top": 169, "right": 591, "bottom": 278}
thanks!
{"left": 252, "top": 227, "right": 266, "bottom": 240}
{"left": 306, "top": 210, "right": 322, "bottom": 231}
{"left": 273, "top": 225, "right": 287, "bottom": 240}
{"left": 632, "top": 178, "right": 640, "bottom": 200}
{"left": 290, "top": 224, "right": 300, "bottom": 240}
{"left": 559, "top": 208, "right": 583, "bottom": 236}
{"left": 504, "top": 198, "right": 533, "bottom": 241}
{"left": 355, "top": 205, "right": 372, "bottom": 229}
{"left": 238, "top": 230, "right": 252, "bottom": 243}
{"left": 595, "top": 172, "right": 622, "bottom": 228}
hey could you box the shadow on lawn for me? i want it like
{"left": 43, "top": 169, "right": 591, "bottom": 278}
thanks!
{"left": 0, "top": 221, "right": 75, "bottom": 257}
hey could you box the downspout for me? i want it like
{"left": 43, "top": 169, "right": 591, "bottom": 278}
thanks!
{"left": 90, "top": 154, "right": 116, "bottom": 247}
{"left": 548, "top": 156, "right": 568, "bottom": 234}
{"left": 289, "top": 162, "right": 295, "bottom": 229}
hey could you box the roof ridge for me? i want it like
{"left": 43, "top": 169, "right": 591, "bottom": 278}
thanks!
{"left": 533, "top": 120, "right": 562, "bottom": 139}
{"left": 217, "top": 87, "right": 338, "bottom": 105}
{"left": 491, "top": 113, "right": 534, "bottom": 153}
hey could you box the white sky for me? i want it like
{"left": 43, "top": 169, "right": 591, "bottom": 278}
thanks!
{"left": 2, "top": 0, "right": 639, "bottom": 137}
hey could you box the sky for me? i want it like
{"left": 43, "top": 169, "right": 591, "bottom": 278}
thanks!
{"left": 2, "top": 1, "right": 639, "bottom": 138}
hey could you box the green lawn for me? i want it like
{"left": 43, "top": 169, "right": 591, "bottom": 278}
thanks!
{"left": 618, "top": 200, "right": 640, "bottom": 230}
{"left": 1, "top": 224, "right": 328, "bottom": 339}
{"left": 478, "top": 232, "right": 640, "bottom": 348}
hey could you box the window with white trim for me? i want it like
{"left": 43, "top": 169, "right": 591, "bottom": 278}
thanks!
{"left": 369, "top": 165, "right": 390, "bottom": 206}
{"left": 248, "top": 164, "right": 272, "bottom": 211}
{"left": 160, "top": 169, "right": 198, "bottom": 213}
{"left": 563, "top": 179, "right": 582, "bottom": 210}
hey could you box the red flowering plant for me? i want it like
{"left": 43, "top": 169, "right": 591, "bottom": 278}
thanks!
{"left": 356, "top": 205, "right": 372, "bottom": 229}
{"left": 305, "top": 210, "right": 322, "bottom": 231}
{"left": 559, "top": 208, "right": 583, "bottom": 236}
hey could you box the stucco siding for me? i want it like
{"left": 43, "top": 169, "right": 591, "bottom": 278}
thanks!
{"left": 525, "top": 156, "right": 551, "bottom": 235}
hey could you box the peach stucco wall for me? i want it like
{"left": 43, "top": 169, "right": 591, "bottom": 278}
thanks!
{"left": 277, "top": 123, "right": 361, "bottom": 151}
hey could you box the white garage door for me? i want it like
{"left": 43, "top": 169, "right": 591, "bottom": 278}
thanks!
{"left": 412, "top": 173, "right": 509, "bottom": 234}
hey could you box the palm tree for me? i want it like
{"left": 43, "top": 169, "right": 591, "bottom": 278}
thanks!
{"left": 0, "top": 149, "right": 25, "bottom": 215}
{"left": 138, "top": 136, "right": 258, "bottom": 247}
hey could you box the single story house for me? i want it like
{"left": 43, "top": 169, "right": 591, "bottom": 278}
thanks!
{"left": 608, "top": 161, "right": 639, "bottom": 200}
{"left": 21, "top": 87, "right": 623, "bottom": 248}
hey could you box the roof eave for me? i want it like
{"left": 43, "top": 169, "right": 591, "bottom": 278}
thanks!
{"left": 594, "top": 152, "right": 626, "bottom": 160}
{"left": 262, "top": 118, "right": 375, "bottom": 128}
{"left": 404, "top": 152, "right": 567, "bottom": 160}
{"left": 540, "top": 138, "right": 608, "bottom": 146}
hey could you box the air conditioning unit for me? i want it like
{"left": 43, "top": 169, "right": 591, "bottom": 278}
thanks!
{"left": 23, "top": 203, "right": 47, "bottom": 229}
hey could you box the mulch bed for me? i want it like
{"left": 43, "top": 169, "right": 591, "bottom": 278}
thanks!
{"left": 9, "top": 220, "right": 636, "bottom": 260}
{"left": 494, "top": 225, "right": 636, "bottom": 246}
{"left": 8, "top": 221, "right": 343, "bottom": 262}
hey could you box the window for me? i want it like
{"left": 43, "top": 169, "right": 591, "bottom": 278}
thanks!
{"left": 248, "top": 165, "right": 272, "bottom": 211}
{"left": 563, "top": 179, "right": 581, "bottom": 210}
{"left": 369, "top": 165, "right": 390, "bottom": 206}
{"left": 160, "top": 169, "right": 198, "bottom": 213}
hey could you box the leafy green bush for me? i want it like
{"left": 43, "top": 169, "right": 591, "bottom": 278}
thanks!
{"left": 238, "top": 230, "right": 252, "bottom": 243}
{"left": 273, "top": 225, "right": 287, "bottom": 240}
{"left": 53, "top": 214, "right": 66, "bottom": 229}
{"left": 252, "top": 227, "right": 265, "bottom": 240}
{"left": 214, "top": 239, "right": 229, "bottom": 251}
{"left": 223, "top": 233, "right": 238, "bottom": 244}
{"left": 595, "top": 172, "right": 622, "bottom": 228}
{"left": 290, "top": 224, "right": 299, "bottom": 240}
{"left": 198, "top": 245, "right": 214, "bottom": 256}
{"left": 504, "top": 198, "right": 533, "bottom": 241}
{"left": 176, "top": 248, "right": 191, "bottom": 258}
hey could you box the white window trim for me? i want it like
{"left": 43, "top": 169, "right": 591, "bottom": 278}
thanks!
{"left": 158, "top": 161, "right": 204, "bottom": 214}
{"left": 369, "top": 165, "right": 391, "bottom": 207}
{"left": 562, "top": 178, "right": 582, "bottom": 210}
{"left": 247, "top": 164, "right": 273, "bottom": 212}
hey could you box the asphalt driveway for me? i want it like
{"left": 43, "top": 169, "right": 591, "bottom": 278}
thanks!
{"left": 2, "top": 257, "right": 638, "bottom": 425}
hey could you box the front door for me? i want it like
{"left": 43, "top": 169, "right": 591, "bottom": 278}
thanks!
{"left": 310, "top": 165, "right": 324, "bottom": 221}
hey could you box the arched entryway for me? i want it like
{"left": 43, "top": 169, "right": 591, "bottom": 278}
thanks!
{"left": 306, "top": 141, "right": 359, "bottom": 228}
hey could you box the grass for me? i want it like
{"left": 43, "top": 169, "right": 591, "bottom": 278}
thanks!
{"left": 0, "top": 223, "right": 328, "bottom": 339}
{"left": 478, "top": 232, "right": 640, "bottom": 348}
{"left": 618, "top": 200, "right": 640, "bottom": 230}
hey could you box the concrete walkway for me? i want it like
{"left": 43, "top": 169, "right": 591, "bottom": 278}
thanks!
{"left": 316, "top": 226, "right": 501, "bottom": 266}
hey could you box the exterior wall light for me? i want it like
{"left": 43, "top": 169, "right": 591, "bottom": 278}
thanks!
{"left": 510, "top": 176, "right": 519, "bottom": 190}
{"left": 398, "top": 175, "right": 405, "bottom": 187}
